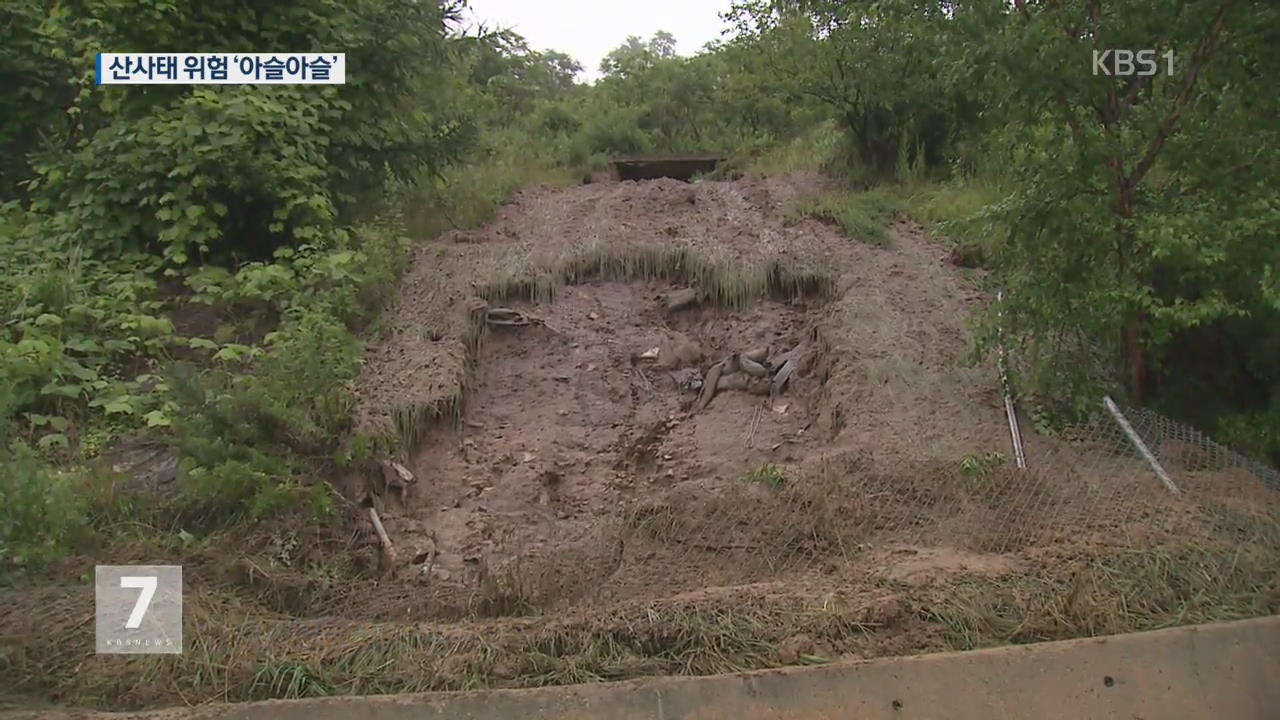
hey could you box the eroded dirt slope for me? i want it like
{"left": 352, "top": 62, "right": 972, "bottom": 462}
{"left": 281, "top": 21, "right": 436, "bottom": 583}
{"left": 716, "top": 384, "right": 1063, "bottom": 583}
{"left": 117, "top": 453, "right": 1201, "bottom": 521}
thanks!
{"left": 351, "top": 173, "right": 1010, "bottom": 598}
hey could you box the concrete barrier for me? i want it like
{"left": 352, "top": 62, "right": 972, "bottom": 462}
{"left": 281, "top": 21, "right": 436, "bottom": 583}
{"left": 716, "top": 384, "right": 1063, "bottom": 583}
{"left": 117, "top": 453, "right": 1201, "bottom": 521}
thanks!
{"left": 8, "top": 616, "right": 1279, "bottom": 719}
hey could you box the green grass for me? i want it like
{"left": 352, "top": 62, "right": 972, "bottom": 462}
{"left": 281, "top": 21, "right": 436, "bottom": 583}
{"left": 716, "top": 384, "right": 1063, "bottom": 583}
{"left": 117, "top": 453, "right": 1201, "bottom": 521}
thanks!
{"left": 790, "top": 188, "right": 899, "bottom": 247}
{"left": 741, "top": 462, "right": 787, "bottom": 491}
{"left": 404, "top": 159, "right": 579, "bottom": 239}
{"left": 745, "top": 120, "right": 843, "bottom": 175}
{"left": 898, "top": 177, "right": 1011, "bottom": 267}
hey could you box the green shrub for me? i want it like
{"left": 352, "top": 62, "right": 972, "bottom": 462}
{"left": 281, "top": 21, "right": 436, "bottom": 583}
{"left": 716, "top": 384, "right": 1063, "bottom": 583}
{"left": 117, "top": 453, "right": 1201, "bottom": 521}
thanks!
{"left": 0, "top": 442, "right": 89, "bottom": 571}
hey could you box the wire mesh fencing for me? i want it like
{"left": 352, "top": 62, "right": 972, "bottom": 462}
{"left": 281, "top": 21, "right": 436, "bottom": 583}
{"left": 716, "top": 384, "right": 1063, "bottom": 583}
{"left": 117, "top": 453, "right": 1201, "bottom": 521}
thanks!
{"left": 470, "top": 397, "right": 1280, "bottom": 614}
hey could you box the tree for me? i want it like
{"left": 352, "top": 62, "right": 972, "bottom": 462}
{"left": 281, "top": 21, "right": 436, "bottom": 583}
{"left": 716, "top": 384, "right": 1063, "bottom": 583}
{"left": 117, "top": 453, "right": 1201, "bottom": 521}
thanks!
{"left": 727, "top": 0, "right": 975, "bottom": 178}
{"left": 973, "top": 0, "right": 1279, "bottom": 415}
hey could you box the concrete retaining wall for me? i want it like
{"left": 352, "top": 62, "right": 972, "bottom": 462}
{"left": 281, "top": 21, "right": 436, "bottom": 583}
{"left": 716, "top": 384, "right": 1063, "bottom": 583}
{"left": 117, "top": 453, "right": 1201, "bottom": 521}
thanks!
{"left": 9, "top": 615, "right": 1280, "bottom": 719}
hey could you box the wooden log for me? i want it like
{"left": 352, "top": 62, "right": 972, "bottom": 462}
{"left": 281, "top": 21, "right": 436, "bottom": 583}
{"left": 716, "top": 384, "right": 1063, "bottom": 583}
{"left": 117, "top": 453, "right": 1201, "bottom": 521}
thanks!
{"left": 739, "top": 356, "right": 770, "bottom": 378}
{"left": 664, "top": 288, "right": 701, "bottom": 313}
{"left": 368, "top": 507, "right": 399, "bottom": 569}
{"left": 772, "top": 357, "right": 798, "bottom": 396}
{"left": 695, "top": 361, "right": 725, "bottom": 411}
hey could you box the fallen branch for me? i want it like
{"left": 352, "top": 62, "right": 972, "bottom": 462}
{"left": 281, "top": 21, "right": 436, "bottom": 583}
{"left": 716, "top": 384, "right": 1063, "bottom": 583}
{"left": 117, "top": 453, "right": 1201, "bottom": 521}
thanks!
{"left": 695, "top": 360, "right": 725, "bottom": 412}
{"left": 380, "top": 459, "right": 416, "bottom": 487}
{"left": 368, "top": 507, "right": 399, "bottom": 569}
{"left": 772, "top": 357, "right": 798, "bottom": 396}
{"left": 744, "top": 405, "right": 763, "bottom": 448}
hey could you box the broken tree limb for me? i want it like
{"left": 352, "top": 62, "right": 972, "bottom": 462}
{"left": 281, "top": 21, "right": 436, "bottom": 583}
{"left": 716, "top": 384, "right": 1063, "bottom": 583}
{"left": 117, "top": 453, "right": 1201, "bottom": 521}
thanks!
{"left": 380, "top": 459, "right": 416, "bottom": 487}
{"left": 368, "top": 507, "right": 399, "bottom": 568}
{"left": 771, "top": 357, "right": 798, "bottom": 396}
{"left": 695, "top": 360, "right": 725, "bottom": 412}
{"left": 739, "top": 355, "right": 769, "bottom": 378}
{"left": 484, "top": 307, "right": 547, "bottom": 328}
{"left": 664, "top": 288, "right": 701, "bottom": 313}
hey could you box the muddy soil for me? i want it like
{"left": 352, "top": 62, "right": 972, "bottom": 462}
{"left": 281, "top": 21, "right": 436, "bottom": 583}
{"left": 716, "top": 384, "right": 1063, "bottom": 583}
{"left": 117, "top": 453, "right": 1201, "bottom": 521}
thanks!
{"left": 351, "top": 173, "right": 1013, "bottom": 603}
{"left": 393, "top": 282, "right": 824, "bottom": 591}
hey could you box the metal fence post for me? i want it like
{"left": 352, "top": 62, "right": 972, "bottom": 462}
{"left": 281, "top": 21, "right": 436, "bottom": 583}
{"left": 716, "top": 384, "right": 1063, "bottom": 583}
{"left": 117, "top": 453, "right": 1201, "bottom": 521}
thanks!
{"left": 1103, "top": 395, "right": 1180, "bottom": 494}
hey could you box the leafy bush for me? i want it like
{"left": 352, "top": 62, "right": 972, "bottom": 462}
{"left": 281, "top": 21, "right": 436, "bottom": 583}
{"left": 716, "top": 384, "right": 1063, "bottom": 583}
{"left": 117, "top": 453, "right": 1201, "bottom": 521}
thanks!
{"left": 0, "top": 442, "right": 89, "bottom": 571}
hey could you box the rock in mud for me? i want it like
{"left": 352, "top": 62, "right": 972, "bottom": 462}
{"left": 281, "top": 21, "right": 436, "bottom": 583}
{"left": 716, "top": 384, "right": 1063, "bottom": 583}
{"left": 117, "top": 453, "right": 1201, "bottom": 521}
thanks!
{"left": 664, "top": 288, "right": 701, "bottom": 313}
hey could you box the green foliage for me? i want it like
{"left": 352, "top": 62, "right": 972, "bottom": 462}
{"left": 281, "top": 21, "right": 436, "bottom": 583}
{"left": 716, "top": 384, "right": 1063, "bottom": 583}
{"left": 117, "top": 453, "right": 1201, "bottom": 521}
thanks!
{"left": 961, "top": 0, "right": 1280, "bottom": 449}
{"left": 791, "top": 190, "right": 898, "bottom": 246}
{"left": 959, "top": 452, "right": 1006, "bottom": 481}
{"left": 901, "top": 177, "right": 1011, "bottom": 269}
{"left": 0, "top": 440, "right": 89, "bottom": 571}
{"left": 728, "top": 0, "right": 976, "bottom": 179}
{"left": 9, "top": 0, "right": 471, "bottom": 263}
{"left": 742, "top": 463, "right": 787, "bottom": 491}
{"left": 169, "top": 239, "right": 393, "bottom": 527}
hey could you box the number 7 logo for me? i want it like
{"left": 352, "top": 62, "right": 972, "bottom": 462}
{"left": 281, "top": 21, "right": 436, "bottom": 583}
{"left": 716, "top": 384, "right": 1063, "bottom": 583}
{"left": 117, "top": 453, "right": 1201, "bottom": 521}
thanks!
{"left": 120, "top": 575, "right": 158, "bottom": 629}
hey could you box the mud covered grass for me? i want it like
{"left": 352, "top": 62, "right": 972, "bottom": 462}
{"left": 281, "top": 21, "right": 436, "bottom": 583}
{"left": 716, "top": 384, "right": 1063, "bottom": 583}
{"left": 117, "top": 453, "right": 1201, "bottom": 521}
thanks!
{"left": 4, "top": 453, "right": 1278, "bottom": 711}
{"left": 4, "top": 519, "right": 1277, "bottom": 710}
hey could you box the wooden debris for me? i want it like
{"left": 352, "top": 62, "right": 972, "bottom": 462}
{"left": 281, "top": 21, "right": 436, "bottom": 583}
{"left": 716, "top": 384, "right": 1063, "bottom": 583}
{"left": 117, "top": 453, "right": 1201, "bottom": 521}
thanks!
{"left": 485, "top": 307, "right": 543, "bottom": 327}
{"left": 739, "top": 355, "right": 769, "bottom": 378}
{"left": 744, "top": 405, "right": 763, "bottom": 448}
{"left": 695, "top": 360, "right": 725, "bottom": 412}
{"left": 664, "top": 288, "right": 701, "bottom": 313}
{"left": 368, "top": 507, "right": 398, "bottom": 570}
{"left": 772, "top": 356, "right": 798, "bottom": 396}
{"left": 381, "top": 459, "right": 416, "bottom": 486}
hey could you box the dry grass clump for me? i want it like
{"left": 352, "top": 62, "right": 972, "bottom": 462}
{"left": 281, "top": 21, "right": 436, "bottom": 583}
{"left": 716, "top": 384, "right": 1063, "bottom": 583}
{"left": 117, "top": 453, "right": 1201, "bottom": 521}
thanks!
{"left": 921, "top": 517, "right": 1280, "bottom": 650}
{"left": 3, "top": 501, "right": 1277, "bottom": 711}
{"left": 0, "top": 581, "right": 907, "bottom": 710}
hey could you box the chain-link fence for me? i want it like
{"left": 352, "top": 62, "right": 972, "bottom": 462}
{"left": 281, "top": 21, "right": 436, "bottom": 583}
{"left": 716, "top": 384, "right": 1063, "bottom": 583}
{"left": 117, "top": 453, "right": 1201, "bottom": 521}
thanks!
{"left": 457, "top": 397, "right": 1280, "bottom": 615}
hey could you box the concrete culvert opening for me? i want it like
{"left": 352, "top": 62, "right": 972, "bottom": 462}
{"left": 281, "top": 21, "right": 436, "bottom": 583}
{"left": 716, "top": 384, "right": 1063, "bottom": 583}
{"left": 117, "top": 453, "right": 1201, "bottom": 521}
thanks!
{"left": 611, "top": 154, "right": 727, "bottom": 181}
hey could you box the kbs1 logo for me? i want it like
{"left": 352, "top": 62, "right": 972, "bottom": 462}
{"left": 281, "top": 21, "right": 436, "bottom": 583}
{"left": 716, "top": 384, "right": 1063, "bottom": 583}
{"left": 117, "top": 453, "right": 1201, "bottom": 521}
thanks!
{"left": 1092, "top": 49, "right": 1176, "bottom": 77}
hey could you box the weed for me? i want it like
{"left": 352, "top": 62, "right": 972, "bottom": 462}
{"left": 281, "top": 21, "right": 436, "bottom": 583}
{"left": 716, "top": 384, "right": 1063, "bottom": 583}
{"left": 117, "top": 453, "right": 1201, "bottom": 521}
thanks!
{"left": 959, "top": 451, "right": 1006, "bottom": 481}
{"left": 791, "top": 190, "right": 898, "bottom": 247}
{"left": 249, "top": 661, "right": 332, "bottom": 700}
{"left": 899, "top": 177, "right": 1011, "bottom": 269}
{"left": 742, "top": 463, "right": 787, "bottom": 491}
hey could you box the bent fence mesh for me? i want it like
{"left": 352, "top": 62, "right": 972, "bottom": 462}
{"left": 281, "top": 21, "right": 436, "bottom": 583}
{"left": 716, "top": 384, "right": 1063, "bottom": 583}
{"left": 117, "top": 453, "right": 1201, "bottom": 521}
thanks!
{"left": 471, "top": 400, "right": 1280, "bottom": 612}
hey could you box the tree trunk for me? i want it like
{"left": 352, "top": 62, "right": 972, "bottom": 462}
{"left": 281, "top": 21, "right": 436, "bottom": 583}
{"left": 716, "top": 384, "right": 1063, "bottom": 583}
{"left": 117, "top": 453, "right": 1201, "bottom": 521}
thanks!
{"left": 1115, "top": 183, "right": 1148, "bottom": 403}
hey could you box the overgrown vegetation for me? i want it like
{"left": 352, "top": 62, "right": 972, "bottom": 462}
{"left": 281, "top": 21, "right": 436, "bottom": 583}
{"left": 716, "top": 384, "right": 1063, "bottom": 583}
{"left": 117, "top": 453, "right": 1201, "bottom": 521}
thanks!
{"left": 790, "top": 189, "right": 899, "bottom": 246}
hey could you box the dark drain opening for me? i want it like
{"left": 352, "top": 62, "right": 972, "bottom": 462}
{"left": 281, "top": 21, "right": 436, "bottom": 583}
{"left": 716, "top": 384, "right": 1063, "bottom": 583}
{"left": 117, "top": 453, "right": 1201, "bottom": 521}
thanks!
{"left": 611, "top": 154, "right": 727, "bottom": 182}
